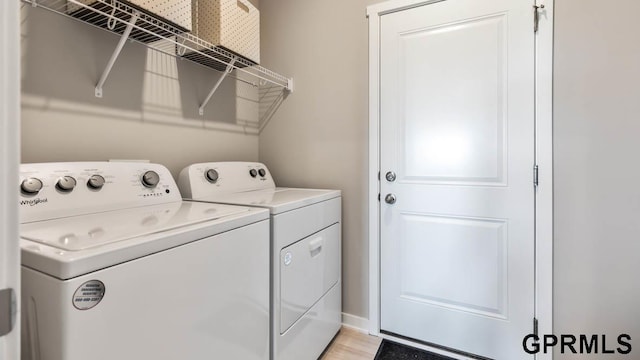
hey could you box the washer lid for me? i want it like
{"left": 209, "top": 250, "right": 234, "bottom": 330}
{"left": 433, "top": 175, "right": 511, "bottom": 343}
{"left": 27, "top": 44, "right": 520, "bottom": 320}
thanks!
{"left": 191, "top": 188, "right": 341, "bottom": 214}
{"left": 20, "top": 201, "right": 250, "bottom": 251}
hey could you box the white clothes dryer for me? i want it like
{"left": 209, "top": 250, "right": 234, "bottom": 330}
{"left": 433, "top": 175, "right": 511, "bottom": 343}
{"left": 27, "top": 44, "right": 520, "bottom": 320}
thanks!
{"left": 178, "top": 162, "right": 342, "bottom": 360}
{"left": 19, "top": 162, "right": 270, "bottom": 360}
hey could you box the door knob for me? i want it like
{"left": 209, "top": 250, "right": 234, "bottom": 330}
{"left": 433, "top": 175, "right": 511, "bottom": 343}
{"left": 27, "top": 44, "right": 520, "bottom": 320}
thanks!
{"left": 385, "top": 171, "right": 396, "bottom": 182}
{"left": 385, "top": 194, "right": 396, "bottom": 204}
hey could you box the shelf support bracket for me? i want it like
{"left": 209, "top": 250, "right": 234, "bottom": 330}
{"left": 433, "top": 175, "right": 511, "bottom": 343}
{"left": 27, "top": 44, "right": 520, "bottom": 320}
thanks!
{"left": 95, "top": 11, "right": 140, "bottom": 98}
{"left": 199, "top": 56, "right": 237, "bottom": 116}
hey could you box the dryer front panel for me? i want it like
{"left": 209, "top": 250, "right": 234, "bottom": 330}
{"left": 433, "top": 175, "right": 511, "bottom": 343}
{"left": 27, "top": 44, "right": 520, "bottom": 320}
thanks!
{"left": 279, "top": 223, "right": 340, "bottom": 334}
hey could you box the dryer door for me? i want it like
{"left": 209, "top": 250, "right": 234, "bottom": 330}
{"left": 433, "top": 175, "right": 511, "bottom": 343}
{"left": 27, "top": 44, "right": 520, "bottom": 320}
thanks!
{"left": 279, "top": 223, "right": 340, "bottom": 334}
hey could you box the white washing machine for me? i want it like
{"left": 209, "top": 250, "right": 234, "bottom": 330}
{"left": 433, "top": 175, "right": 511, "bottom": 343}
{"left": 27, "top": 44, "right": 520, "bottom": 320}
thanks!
{"left": 178, "top": 162, "right": 342, "bottom": 360}
{"left": 19, "top": 162, "right": 270, "bottom": 360}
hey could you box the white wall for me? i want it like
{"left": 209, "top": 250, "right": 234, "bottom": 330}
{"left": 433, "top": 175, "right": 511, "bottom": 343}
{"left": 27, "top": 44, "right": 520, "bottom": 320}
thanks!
{"left": 259, "top": 0, "right": 379, "bottom": 320}
{"left": 21, "top": 4, "right": 260, "bottom": 177}
{"left": 553, "top": 1, "right": 640, "bottom": 358}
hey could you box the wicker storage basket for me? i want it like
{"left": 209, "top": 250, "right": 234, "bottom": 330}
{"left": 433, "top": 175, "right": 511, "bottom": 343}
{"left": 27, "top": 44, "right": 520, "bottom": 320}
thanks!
{"left": 183, "top": 0, "right": 260, "bottom": 70}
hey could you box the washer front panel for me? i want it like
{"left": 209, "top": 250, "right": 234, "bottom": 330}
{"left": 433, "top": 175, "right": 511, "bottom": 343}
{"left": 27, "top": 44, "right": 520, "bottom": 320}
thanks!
{"left": 21, "top": 220, "right": 270, "bottom": 360}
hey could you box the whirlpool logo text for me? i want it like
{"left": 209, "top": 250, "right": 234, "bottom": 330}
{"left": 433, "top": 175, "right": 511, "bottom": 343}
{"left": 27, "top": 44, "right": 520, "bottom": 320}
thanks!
{"left": 20, "top": 198, "right": 48, "bottom": 206}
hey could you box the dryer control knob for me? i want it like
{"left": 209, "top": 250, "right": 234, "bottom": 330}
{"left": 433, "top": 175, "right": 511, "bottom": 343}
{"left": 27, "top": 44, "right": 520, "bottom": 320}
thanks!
{"left": 87, "top": 175, "right": 106, "bottom": 190}
{"left": 205, "top": 169, "right": 219, "bottom": 183}
{"left": 56, "top": 176, "right": 77, "bottom": 192}
{"left": 249, "top": 169, "right": 258, "bottom": 178}
{"left": 141, "top": 171, "right": 160, "bottom": 188}
{"left": 21, "top": 177, "right": 43, "bottom": 194}
{"left": 258, "top": 168, "right": 266, "bottom": 177}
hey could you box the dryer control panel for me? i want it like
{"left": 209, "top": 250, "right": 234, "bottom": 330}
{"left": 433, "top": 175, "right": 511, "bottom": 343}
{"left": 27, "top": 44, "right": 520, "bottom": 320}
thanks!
{"left": 19, "top": 162, "right": 182, "bottom": 223}
{"left": 178, "top": 162, "right": 276, "bottom": 198}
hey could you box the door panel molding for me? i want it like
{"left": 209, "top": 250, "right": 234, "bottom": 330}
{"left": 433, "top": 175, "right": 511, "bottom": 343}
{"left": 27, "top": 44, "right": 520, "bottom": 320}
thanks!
{"left": 397, "top": 213, "right": 508, "bottom": 318}
{"left": 397, "top": 12, "right": 508, "bottom": 186}
{"left": 367, "top": 1, "right": 553, "bottom": 359}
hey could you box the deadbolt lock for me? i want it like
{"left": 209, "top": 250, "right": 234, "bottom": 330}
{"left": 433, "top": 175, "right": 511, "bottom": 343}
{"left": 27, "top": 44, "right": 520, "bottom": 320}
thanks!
{"left": 385, "top": 171, "right": 396, "bottom": 182}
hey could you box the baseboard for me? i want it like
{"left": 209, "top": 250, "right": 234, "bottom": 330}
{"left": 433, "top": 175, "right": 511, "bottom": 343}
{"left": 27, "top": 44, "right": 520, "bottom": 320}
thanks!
{"left": 341, "top": 312, "right": 370, "bottom": 333}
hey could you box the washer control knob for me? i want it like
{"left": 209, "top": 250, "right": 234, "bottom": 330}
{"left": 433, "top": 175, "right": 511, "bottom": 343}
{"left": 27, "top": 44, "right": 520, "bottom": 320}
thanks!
{"left": 249, "top": 169, "right": 258, "bottom": 178}
{"left": 205, "top": 169, "right": 219, "bottom": 183}
{"left": 141, "top": 171, "right": 160, "bottom": 188}
{"left": 21, "top": 177, "right": 43, "bottom": 194}
{"left": 258, "top": 168, "right": 266, "bottom": 177}
{"left": 56, "top": 176, "right": 77, "bottom": 192}
{"left": 87, "top": 175, "right": 106, "bottom": 190}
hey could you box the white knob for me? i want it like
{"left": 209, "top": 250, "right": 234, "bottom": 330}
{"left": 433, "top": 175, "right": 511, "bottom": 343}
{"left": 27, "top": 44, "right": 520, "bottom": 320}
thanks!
{"left": 21, "top": 177, "right": 43, "bottom": 194}
{"left": 141, "top": 171, "right": 160, "bottom": 188}
{"left": 56, "top": 176, "right": 77, "bottom": 192}
{"left": 205, "top": 169, "right": 219, "bottom": 183}
{"left": 87, "top": 175, "right": 106, "bottom": 190}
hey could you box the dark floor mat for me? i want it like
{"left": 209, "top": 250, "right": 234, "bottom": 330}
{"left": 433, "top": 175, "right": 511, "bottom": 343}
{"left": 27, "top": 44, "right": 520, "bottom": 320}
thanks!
{"left": 374, "top": 339, "right": 457, "bottom": 360}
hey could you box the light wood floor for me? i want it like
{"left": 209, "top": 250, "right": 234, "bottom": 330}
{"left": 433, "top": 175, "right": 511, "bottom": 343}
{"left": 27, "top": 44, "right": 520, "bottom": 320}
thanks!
{"left": 320, "top": 327, "right": 382, "bottom": 360}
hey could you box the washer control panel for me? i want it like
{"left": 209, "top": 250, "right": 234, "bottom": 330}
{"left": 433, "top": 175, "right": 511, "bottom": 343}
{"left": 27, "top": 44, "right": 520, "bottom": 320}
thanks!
{"left": 178, "top": 162, "right": 275, "bottom": 199}
{"left": 19, "top": 162, "right": 182, "bottom": 223}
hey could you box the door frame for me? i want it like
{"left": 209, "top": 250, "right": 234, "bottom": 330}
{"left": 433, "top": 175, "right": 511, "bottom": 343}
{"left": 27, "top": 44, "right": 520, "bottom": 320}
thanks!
{"left": 366, "top": 1, "right": 553, "bottom": 359}
{"left": 0, "top": 0, "right": 21, "bottom": 358}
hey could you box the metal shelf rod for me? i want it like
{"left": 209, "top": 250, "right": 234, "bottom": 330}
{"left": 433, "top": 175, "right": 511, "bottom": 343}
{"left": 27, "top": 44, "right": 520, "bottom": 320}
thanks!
{"left": 95, "top": 11, "right": 140, "bottom": 98}
{"left": 199, "top": 57, "right": 236, "bottom": 115}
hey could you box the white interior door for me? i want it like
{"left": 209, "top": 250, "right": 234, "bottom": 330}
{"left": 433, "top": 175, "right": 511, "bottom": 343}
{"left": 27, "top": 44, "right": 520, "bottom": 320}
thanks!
{"left": 1, "top": 1, "right": 21, "bottom": 359}
{"left": 379, "top": 0, "right": 535, "bottom": 359}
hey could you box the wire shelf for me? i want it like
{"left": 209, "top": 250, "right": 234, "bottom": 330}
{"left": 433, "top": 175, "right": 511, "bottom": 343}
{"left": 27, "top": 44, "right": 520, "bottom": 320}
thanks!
{"left": 23, "top": 0, "right": 293, "bottom": 91}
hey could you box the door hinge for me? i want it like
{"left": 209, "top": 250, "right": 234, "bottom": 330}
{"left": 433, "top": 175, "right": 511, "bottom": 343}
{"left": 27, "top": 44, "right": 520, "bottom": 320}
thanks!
{"left": 534, "top": 4, "right": 545, "bottom": 33}
{"left": 533, "top": 317, "right": 539, "bottom": 337}
{"left": 378, "top": 193, "right": 381, "bottom": 202}
{"left": 533, "top": 165, "right": 539, "bottom": 187}
{"left": 0, "top": 288, "right": 16, "bottom": 337}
